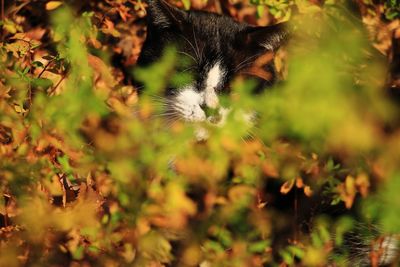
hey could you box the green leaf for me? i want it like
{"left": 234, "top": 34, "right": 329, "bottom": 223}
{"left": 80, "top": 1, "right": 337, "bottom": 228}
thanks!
{"left": 57, "top": 155, "right": 72, "bottom": 174}
{"left": 385, "top": 9, "right": 399, "bottom": 20}
{"left": 71, "top": 245, "right": 84, "bottom": 260}
{"left": 248, "top": 240, "right": 270, "bottom": 253}
{"left": 3, "top": 19, "right": 19, "bottom": 34}
{"left": 32, "top": 61, "right": 44, "bottom": 68}
{"left": 22, "top": 67, "right": 30, "bottom": 75}
{"left": 257, "top": 5, "right": 265, "bottom": 18}
{"left": 31, "top": 78, "right": 53, "bottom": 89}
{"left": 287, "top": 245, "right": 305, "bottom": 258}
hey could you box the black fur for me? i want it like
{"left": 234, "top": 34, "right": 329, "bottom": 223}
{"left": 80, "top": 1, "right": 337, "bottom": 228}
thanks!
{"left": 137, "top": 0, "right": 288, "bottom": 94}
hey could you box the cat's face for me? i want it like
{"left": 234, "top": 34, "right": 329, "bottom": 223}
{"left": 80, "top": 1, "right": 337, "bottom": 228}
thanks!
{"left": 137, "top": 0, "right": 287, "bottom": 123}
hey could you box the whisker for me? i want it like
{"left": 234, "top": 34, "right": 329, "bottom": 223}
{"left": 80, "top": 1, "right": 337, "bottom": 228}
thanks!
{"left": 171, "top": 106, "right": 186, "bottom": 113}
{"left": 235, "top": 53, "right": 263, "bottom": 72}
{"left": 235, "top": 60, "right": 254, "bottom": 72}
{"left": 144, "top": 95, "right": 177, "bottom": 106}
{"left": 164, "top": 114, "right": 181, "bottom": 122}
{"left": 164, "top": 116, "right": 182, "bottom": 128}
{"left": 178, "top": 51, "right": 197, "bottom": 63}
{"left": 248, "top": 129, "right": 267, "bottom": 147}
{"left": 180, "top": 34, "right": 199, "bottom": 60}
{"left": 131, "top": 85, "right": 145, "bottom": 93}
{"left": 240, "top": 136, "right": 250, "bottom": 145}
{"left": 192, "top": 26, "right": 201, "bottom": 61}
{"left": 150, "top": 99, "right": 175, "bottom": 105}
{"left": 152, "top": 111, "right": 181, "bottom": 117}
{"left": 140, "top": 93, "right": 168, "bottom": 101}
{"left": 181, "top": 65, "right": 196, "bottom": 73}
{"left": 150, "top": 103, "right": 170, "bottom": 109}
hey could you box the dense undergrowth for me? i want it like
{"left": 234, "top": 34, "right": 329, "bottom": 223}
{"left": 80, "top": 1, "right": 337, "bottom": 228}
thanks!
{"left": 1, "top": 0, "right": 400, "bottom": 266}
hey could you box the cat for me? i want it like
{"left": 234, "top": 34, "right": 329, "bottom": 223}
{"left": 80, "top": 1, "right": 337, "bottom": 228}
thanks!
{"left": 136, "top": 0, "right": 288, "bottom": 124}
{"left": 136, "top": 1, "right": 398, "bottom": 266}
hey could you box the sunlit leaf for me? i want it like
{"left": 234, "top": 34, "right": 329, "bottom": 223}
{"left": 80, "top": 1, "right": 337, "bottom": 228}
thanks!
{"left": 46, "top": 1, "right": 63, "bottom": 10}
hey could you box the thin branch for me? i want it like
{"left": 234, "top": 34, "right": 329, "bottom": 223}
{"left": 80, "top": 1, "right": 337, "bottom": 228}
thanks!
{"left": 38, "top": 60, "right": 53, "bottom": 78}
{"left": 49, "top": 74, "right": 66, "bottom": 96}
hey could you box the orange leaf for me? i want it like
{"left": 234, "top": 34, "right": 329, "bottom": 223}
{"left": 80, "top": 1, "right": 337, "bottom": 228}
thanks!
{"left": 296, "top": 177, "right": 304, "bottom": 188}
{"left": 262, "top": 161, "right": 279, "bottom": 178}
{"left": 280, "top": 179, "right": 295, "bottom": 195}
{"left": 45, "top": 1, "right": 63, "bottom": 10}
{"left": 355, "top": 173, "right": 370, "bottom": 197}
{"left": 304, "top": 186, "right": 313, "bottom": 197}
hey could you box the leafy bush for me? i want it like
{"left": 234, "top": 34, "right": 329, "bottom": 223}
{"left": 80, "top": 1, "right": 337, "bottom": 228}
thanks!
{"left": 0, "top": 1, "right": 399, "bottom": 266}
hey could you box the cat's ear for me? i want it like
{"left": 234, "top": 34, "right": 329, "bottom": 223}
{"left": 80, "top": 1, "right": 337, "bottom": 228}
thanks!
{"left": 147, "top": 0, "right": 188, "bottom": 29}
{"left": 239, "top": 22, "right": 289, "bottom": 52}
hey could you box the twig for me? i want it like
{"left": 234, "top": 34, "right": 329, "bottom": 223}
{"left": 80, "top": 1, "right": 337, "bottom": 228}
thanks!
{"left": 48, "top": 74, "right": 66, "bottom": 95}
{"left": 38, "top": 60, "right": 53, "bottom": 78}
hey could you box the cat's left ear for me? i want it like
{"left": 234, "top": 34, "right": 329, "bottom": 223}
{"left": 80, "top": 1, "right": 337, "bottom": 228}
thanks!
{"left": 239, "top": 22, "right": 289, "bottom": 52}
{"left": 147, "top": 0, "right": 188, "bottom": 29}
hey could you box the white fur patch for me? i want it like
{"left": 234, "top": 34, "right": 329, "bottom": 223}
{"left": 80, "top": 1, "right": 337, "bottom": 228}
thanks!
{"left": 206, "top": 63, "right": 223, "bottom": 89}
{"left": 376, "top": 235, "right": 398, "bottom": 265}
{"left": 195, "top": 126, "right": 209, "bottom": 141}
{"left": 174, "top": 86, "right": 206, "bottom": 122}
{"left": 204, "top": 62, "right": 224, "bottom": 108}
{"left": 172, "top": 62, "right": 226, "bottom": 122}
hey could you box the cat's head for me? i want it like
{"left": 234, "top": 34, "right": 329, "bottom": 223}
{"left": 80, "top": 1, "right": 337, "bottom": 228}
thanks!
{"left": 137, "top": 0, "right": 288, "bottom": 122}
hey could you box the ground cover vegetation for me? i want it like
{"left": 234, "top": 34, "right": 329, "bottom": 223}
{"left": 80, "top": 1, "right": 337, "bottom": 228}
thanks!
{"left": 0, "top": 0, "right": 400, "bottom": 266}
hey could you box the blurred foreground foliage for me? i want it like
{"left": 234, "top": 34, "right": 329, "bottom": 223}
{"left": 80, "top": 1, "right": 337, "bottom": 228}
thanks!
{"left": 0, "top": 0, "right": 400, "bottom": 266}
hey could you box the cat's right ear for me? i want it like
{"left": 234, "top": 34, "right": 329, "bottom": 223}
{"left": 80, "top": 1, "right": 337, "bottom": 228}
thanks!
{"left": 238, "top": 22, "right": 289, "bottom": 52}
{"left": 147, "top": 0, "right": 188, "bottom": 29}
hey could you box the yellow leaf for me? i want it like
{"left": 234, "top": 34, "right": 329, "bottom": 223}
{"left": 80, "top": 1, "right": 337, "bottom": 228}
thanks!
{"left": 303, "top": 246, "right": 327, "bottom": 266}
{"left": 338, "top": 176, "right": 356, "bottom": 209}
{"left": 166, "top": 183, "right": 196, "bottom": 216}
{"left": 43, "top": 174, "right": 64, "bottom": 196}
{"left": 45, "top": 1, "right": 63, "bottom": 10}
{"left": 181, "top": 244, "right": 202, "bottom": 266}
{"left": 138, "top": 231, "right": 172, "bottom": 263}
{"left": 345, "top": 175, "right": 356, "bottom": 196}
